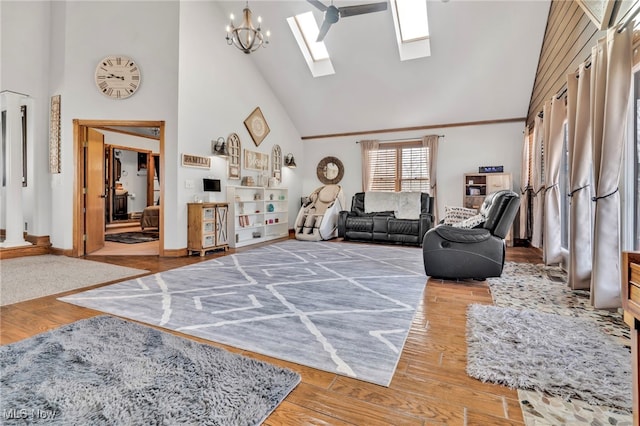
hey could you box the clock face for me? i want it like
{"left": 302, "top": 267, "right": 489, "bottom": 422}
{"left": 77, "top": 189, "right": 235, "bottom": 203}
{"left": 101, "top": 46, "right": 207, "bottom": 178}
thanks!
{"left": 95, "top": 55, "right": 141, "bottom": 99}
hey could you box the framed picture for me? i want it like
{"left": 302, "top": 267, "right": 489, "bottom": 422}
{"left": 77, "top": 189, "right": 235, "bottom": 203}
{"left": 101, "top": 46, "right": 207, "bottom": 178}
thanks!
{"left": 181, "top": 153, "right": 211, "bottom": 169}
{"left": 49, "top": 95, "right": 61, "bottom": 174}
{"left": 244, "top": 107, "right": 270, "bottom": 147}
{"left": 243, "top": 149, "right": 269, "bottom": 171}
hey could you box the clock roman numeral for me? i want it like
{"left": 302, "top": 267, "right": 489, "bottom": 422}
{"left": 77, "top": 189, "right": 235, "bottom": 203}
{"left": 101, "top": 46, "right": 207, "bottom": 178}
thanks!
{"left": 99, "top": 81, "right": 108, "bottom": 90}
{"left": 116, "top": 57, "right": 122, "bottom": 65}
{"left": 131, "top": 75, "right": 139, "bottom": 81}
{"left": 115, "top": 89, "right": 122, "bottom": 98}
{"left": 129, "top": 83, "right": 138, "bottom": 90}
{"left": 105, "top": 59, "right": 113, "bottom": 66}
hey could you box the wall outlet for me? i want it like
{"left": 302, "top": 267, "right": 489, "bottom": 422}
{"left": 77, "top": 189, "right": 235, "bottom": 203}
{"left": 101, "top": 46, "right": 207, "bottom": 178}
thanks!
{"left": 185, "top": 179, "right": 194, "bottom": 189}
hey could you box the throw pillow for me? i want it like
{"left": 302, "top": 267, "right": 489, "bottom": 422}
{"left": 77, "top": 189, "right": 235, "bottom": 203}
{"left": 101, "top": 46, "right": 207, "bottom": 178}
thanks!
{"left": 451, "top": 213, "right": 486, "bottom": 229}
{"left": 443, "top": 206, "right": 478, "bottom": 225}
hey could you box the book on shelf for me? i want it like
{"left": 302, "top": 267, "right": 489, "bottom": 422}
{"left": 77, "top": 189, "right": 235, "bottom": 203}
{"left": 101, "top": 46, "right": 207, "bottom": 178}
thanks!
{"left": 239, "top": 215, "right": 251, "bottom": 227}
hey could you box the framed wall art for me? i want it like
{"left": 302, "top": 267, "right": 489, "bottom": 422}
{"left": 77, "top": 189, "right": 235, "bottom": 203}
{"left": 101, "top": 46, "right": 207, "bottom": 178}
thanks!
{"left": 49, "top": 95, "right": 61, "bottom": 174}
{"left": 181, "top": 153, "right": 211, "bottom": 169}
{"left": 243, "top": 149, "right": 269, "bottom": 171}
{"left": 244, "top": 107, "right": 270, "bottom": 147}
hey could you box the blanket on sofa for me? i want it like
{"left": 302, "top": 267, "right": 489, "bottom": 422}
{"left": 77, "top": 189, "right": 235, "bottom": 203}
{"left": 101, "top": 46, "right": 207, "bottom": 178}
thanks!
{"left": 364, "top": 192, "right": 421, "bottom": 220}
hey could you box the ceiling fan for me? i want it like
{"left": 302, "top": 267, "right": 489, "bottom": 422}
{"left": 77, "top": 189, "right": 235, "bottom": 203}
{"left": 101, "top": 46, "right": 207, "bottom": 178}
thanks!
{"left": 307, "top": 0, "right": 388, "bottom": 42}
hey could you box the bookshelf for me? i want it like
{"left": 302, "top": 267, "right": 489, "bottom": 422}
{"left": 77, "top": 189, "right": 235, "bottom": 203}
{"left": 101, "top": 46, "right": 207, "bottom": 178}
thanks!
{"left": 227, "top": 186, "right": 288, "bottom": 248}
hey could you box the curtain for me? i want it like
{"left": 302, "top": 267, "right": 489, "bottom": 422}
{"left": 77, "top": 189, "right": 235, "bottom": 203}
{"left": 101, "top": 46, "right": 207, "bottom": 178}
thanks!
{"left": 422, "top": 135, "right": 439, "bottom": 223}
{"left": 518, "top": 129, "right": 531, "bottom": 240}
{"left": 360, "top": 140, "right": 379, "bottom": 192}
{"left": 566, "top": 65, "right": 593, "bottom": 290}
{"left": 530, "top": 115, "right": 545, "bottom": 248}
{"left": 590, "top": 25, "right": 632, "bottom": 309}
{"left": 543, "top": 95, "right": 565, "bottom": 265}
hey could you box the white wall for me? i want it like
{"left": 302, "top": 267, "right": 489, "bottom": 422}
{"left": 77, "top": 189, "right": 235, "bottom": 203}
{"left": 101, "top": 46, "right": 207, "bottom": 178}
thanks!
{"left": 302, "top": 121, "right": 525, "bottom": 219}
{"left": 177, "top": 2, "right": 304, "bottom": 230}
{"left": 1, "top": 1, "right": 52, "bottom": 237}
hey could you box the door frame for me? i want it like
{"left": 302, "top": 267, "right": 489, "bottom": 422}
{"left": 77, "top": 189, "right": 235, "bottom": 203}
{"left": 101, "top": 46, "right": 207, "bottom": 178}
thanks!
{"left": 73, "top": 119, "right": 165, "bottom": 256}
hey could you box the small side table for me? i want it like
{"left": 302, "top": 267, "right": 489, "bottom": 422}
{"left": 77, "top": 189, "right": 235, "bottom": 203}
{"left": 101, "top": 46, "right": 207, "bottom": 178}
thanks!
{"left": 621, "top": 251, "right": 640, "bottom": 426}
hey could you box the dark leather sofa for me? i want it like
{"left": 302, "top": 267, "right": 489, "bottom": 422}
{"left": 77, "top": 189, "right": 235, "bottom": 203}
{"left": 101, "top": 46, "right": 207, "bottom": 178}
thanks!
{"left": 338, "top": 192, "right": 434, "bottom": 246}
{"left": 422, "top": 190, "right": 520, "bottom": 280}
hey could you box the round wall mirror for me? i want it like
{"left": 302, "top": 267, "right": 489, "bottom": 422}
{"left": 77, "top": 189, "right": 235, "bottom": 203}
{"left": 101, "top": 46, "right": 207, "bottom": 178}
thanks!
{"left": 316, "top": 156, "right": 344, "bottom": 185}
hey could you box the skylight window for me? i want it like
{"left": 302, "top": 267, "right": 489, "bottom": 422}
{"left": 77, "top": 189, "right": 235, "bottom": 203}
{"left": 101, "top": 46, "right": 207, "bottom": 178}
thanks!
{"left": 395, "top": 0, "right": 429, "bottom": 43}
{"left": 287, "top": 12, "right": 334, "bottom": 78}
{"left": 391, "top": 0, "right": 431, "bottom": 61}
{"left": 294, "top": 12, "right": 330, "bottom": 62}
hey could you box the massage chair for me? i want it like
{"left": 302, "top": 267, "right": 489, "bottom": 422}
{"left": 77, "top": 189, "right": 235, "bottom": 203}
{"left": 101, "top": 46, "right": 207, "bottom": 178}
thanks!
{"left": 295, "top": 185, "right": 345, "bottom": 241}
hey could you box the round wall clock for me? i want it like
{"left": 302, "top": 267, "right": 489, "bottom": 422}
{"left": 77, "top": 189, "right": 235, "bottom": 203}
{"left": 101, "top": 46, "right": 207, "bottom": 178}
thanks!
{"left": 95, "top": 55, "right": 141, "bottom": 99}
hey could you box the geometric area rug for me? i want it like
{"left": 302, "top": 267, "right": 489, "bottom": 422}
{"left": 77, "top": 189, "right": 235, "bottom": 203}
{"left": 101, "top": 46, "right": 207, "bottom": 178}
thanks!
{"left": 466, "top": 304, "right": 632, "bottom": 412}
{"left": 59, "top": 240, "right": 427, "bottom": 387}
{"left": 0, "top": 315, "right": 300, "bottom": 425}
{"left": 485, "top": 262, "right": 632, "bottom": 425}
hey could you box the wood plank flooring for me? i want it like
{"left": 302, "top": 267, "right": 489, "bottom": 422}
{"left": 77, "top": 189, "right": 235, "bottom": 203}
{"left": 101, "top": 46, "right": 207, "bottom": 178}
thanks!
{"left": 0, "top": 241, "right": 541, "bottom": 425}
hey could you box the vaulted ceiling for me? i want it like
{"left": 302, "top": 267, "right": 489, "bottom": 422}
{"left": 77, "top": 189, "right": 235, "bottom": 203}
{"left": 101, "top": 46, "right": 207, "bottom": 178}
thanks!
{"left": 217, "top": 0, "right": 551, "bottom": 138}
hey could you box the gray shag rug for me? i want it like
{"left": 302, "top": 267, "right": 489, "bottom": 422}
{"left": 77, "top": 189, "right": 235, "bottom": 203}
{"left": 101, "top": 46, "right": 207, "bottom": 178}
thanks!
{"left": 0, "top": 315, "right": 300, "bottom": 425}
{"left": 60, "top": 240, "right": 426, "bottom": 386}
{"left": 466, "top": 304, "right": 632, "bottom": 412}
{"left": 0, "top": 255, "right": 148, "bottom": 306}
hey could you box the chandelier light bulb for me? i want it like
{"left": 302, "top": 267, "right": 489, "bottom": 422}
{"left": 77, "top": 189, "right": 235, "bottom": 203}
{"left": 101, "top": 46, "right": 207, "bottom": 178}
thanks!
{"left": 230, "top": 13, "right": 235, "bottom": 21}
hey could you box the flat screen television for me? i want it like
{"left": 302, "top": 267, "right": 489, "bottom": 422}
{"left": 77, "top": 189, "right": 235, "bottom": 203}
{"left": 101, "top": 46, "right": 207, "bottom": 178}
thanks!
{"left": 203, "top": 178, "right": 221, "bottom": 192}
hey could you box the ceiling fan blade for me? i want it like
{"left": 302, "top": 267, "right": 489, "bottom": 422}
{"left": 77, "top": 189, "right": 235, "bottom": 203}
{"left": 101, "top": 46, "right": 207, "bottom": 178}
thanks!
{"left": 316, "top": 18, "right": 333, "bottom": 42}
{"left": 339, "top": 2, "right": 388, "bottom": 18}
{"left": 307, "top": 0, "right": 328, "bottom": 12}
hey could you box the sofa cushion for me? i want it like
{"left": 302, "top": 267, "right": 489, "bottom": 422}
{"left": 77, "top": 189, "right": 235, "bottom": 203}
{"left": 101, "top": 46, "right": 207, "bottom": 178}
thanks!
{"left": 443, "top": 206, "right": 478, "bottom": 225}
{"left": 388, "top": 218, "right": 420, "bottom": 235}
{"left": 345, "top": 216, "right": 373, "bottom": 232}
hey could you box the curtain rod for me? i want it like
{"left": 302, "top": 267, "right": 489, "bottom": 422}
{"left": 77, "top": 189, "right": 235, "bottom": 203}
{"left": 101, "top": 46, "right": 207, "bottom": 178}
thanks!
{"left": 356, "top": 135, "right": 444, "bottom": 144}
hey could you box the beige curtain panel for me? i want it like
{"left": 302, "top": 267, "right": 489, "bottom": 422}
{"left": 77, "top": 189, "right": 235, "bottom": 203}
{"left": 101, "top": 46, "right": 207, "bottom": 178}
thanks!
{"left": 589, "top": 25, "right": 632, "bottom": 309}
{"left": 518, "top": 130, "right": 531, "bottom": 240}
{"left": 360, "top": 140, "right": 379, "bottom": 192}
{"left": 530, "top": 115, "right": 545, "bottom": 249}
{"left": 423, "top": 135, "right": 439, "bottom": 223}
{"left": 566, "top": 64, "right": 593, "bottom": 291}
{"left": 543, "top": 96, "right": 566, "bottom": 265}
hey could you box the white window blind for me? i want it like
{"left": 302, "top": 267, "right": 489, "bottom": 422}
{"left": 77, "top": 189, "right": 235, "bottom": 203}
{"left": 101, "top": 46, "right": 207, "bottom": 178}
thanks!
{"left": 367, "top": 142, "right": 430, "bottom": 192}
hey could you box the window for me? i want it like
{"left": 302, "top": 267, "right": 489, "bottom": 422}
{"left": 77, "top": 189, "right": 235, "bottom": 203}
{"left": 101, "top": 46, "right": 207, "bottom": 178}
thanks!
{"left": 390, "top": 0, "right": 431, "bottom": 61}
{"left": 287, "top": 12, "right": 334, "bottom": 77}
{"left": 367, "top": 141, "right": 430, "bottom": 192}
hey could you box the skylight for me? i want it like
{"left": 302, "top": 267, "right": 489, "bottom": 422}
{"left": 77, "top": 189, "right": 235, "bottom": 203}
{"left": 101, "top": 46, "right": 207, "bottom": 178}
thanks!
{"left": 287, "top": 12, "right": 334, "bottom": 77}
{"left": 391, "top": 0, "right": 431, "bottom": 61}
{"left": 395, "top": 0, "right": 429, "bottom": 43}
{"left": 294, "top": 12, "right": 330, "bottom": 61}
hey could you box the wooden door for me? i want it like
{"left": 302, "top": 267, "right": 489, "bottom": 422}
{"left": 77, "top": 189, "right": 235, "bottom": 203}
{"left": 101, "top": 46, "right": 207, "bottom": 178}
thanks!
{"left": 85, "top": 128, "right": 106, "bottom": 253}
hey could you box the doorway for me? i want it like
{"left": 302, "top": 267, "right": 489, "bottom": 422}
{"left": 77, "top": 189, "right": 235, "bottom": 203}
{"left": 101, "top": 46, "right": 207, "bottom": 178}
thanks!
{"left": 73, "top": 119, "right": 164, "bottom": 257}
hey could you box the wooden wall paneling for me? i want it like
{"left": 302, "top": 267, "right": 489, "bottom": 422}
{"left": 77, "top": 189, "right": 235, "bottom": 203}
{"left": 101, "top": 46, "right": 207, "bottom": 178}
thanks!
{"left": 526, "top": 0, "right": 605, "bottom": 130}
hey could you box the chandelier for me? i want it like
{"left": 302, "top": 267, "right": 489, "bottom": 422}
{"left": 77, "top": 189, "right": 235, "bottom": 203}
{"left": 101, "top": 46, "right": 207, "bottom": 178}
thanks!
{"left": 225, "top": 1, "right": 270, "bottom": 54}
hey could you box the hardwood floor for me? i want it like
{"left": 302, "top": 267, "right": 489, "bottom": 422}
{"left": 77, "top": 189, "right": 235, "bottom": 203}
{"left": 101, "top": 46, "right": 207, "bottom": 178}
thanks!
{"left": 0, "top": 241, "right": 541, "bottom": 425}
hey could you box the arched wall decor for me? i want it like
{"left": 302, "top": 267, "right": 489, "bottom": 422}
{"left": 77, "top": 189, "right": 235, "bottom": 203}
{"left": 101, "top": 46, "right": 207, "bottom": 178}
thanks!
{"left": 271, "top": 144, "right": 282, "bottom": 181}
{"left": 227, "top": 133, "right": 241, "bottom": 180}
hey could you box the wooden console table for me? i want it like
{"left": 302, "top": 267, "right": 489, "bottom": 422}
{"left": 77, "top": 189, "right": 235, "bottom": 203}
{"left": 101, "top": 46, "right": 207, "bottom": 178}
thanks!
{"left": 622, "top": 251, "right": 640, "bottom": 425}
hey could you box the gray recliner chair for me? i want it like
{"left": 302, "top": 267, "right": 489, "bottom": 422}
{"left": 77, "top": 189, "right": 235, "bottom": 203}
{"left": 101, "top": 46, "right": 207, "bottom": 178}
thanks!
{"left": 422, "top": 190, "right": 520, "bottom": 280}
